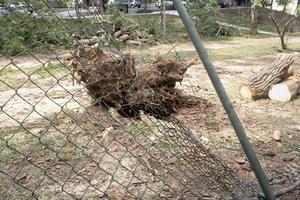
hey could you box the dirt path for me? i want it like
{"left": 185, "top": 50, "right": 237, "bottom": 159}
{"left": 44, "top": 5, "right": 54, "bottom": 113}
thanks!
{"left": 126, "top": 36, "right": 300, "bottom": 55}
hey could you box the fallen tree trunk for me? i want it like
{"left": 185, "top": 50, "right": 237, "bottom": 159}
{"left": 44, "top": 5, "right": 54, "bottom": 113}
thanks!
{"left": 240, "top": 54, "right": 294, "bottom": 100}
{"left": 268, "top": 76, "right": 300, "bottom": 102}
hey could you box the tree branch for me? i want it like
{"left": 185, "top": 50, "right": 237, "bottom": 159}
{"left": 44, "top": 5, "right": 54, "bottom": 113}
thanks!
{"left": 275, "top": 179, "right": 300, "bottom": 197}
{"left": 259, "top": 179, "right": 300, "bottom": 199}
{"left": 269, "top": 13, "right": 282, "bottom": 38}
{"left": 282, "top": 16, "right": 298, "bottom": 38}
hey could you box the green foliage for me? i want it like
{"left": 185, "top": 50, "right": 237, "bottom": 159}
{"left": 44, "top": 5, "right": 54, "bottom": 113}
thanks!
{"left": 186, "top": 0, "right": 218, "bottom": 35}
{"left": 2, "top": 38, "right": 26, "bottom": 56}
{"left": 135, "top": 17, "right": 161, "bottom": 36}
{"left": 256, "top": 0, "right": 272, "bottom": 7}
{"left": 57, "top": 0, "right": 74, "bottom": 7}
{"left": 36, "top": 62, "right": 69, "bottom": 77}
{"left": 277, "top": 0, "right": 289, "bottom": 6}
{"left": 0, "top": 13, "right": 99, "bottom": 56}
{"left": 234, "top": 0, "right": 243, "bottom": 5}
{"left": 169, "top": 52, "right": 189, "bottom": 61}
{"left": 107, "top": 5, "right": 135, "bottom": 28}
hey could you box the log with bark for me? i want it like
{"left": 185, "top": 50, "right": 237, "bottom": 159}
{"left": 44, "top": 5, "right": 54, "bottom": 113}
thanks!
{"left": 65, "top": 47, "right": 197, "bottom": 118}
{"left": 111, "top": 25, "right": 154, "bottom": 45}
{"left": 239, "top": 54, "right": 294, "bottom": 100}
{"left": 268, "top": 76, "right": 300, "bottom": 102}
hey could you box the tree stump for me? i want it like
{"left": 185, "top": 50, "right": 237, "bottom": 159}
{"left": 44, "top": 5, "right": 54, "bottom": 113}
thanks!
{"left": 239, "top": 54, "right": 294, "bottom": 100}
{"left": 268, "top": 76, "right": 300, "bottom": 102}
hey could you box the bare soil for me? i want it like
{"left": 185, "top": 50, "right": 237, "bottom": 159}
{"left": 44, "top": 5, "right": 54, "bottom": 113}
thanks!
{"left": 0, "top": 36, "right": 300, "bottom": 199}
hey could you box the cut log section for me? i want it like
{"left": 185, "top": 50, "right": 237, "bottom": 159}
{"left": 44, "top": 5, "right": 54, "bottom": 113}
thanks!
{"left": 126, "top": 40, "right": 142, "bottom": 46}
{"left": 119, "top": 34, "right": 130, "bottom": 42}
{"left": 268, "top": 76, "right": 300, "bottom": 102}
{"left": 240, "top": 54, "right": 295, "bottom": 100}
{"left": 113, "top": 30, "right": 123, "bottom": 38}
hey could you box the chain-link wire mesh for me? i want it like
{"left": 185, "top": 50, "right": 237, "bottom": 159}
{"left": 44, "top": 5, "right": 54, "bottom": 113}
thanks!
{"left": 1, "top": 1, "right": 257, "bottom": 199}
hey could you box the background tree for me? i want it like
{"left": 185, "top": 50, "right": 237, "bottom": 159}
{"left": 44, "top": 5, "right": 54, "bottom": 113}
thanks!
{"left": 257, "top": 0, "right": 272, "bottom": 7}
{"left": 269, "top": 7, "right": 299, "bottom": 49}
{"left": 234, "top": 0, "right": 243, "bottom": 5}
{"left": 250, "top": 0, "right": 258, "bottom": 34}
{"left": 186, "top": 0, "right": 218, "bottom": 35}
{"left": 160, "top": 0, "right": 166, "bottom": 37}
{"left": 57, "top": 0, "right": 74, "bottom": 7}
{"left": 277, "top": 0, "right": 289, "bottom": 13}
{"left": 143, "top": 0, "right": 148, "bottom": 10}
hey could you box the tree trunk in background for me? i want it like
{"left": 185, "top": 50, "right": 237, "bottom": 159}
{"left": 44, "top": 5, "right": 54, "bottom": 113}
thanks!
{"left": 283, "top": 5, "right": 286, "bottom": 13}
{"left": 239, "top": 54, "right": 294, "bottom": 100}
{"left": 144, "top": 0, "right": 148, "bottom": 10}
{"left": 95, "top": 0, "right": 104, "bottom": 12}
{"left": 270, "top": 0, "right": 274, "bottom": 9}
{"left": 25, "top": 0, "right": 33, "bottom": 14}
{"left": 75, "top": 0, "right": 80, "bottom": 16}
{"left": 160, "top": 0, "right": 166, "bottom": 37}
{"left": 269, "top": 13, "right": 298, "bottom": 49}
{"left": 250, "top": 2, "right": 258, "bottom": 34}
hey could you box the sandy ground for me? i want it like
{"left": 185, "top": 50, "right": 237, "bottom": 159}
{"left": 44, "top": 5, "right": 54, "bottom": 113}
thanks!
{"left": 0, "top": 37, "right": 299, "bottom": 199}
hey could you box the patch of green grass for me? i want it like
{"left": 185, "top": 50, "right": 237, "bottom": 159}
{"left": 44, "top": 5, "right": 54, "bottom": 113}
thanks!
{"left": 34, "top": 62, "right": 69, "bottom": 78}
{"left": 40, "top": 132, "right": 66, "bottom": 149}
{"left": 207, "top": 42, "right": 300, "bottom": 61}
{"left": 59, "top": 145, "right": 84, "bottom": 161}
{"left": 288, "top": 42, "right": 300, "bottom": 50}
{"left": 135, "top": 53, "right": 154, "bottom": 65}
{"left": 0, "top": 62, "right": 70, "bottom": 91}
{"left": 0, "top": 126, "right": 85, "bottom": 163}
{"left": 35, "top": 130, "right": 84, "bottom": 161}
{"left": 0, "top": 66, "right": 18, "bottom": 76}
{"left": 158, "top": 141, "right": 177, "bottom": 150}
{"left": 0, "top": 67, "right": 27, "bottom": 90}
{"left": 0, "top": 127, "right": 21, "bottom": 140}
{"left": 0, "top": 128, "right": 36, "bottom": 163}
{"left": 283, "top": 140, "right": 300, "bottom": 152}
{"left": 127, "top": 124, "right": 155, "bottom": 136}
{"left": 168, "top": 52, "right": 190, "bottom": 61}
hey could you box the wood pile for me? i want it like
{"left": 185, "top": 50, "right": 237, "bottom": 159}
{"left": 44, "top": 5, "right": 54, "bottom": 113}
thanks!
{"left": 72, "top": 25, "right": 155, "bottom": 47}
{"left": 65, "top": 47, "right": 197, "bottom": 118}
{"left": 112, "top": 25, "right": 155, "bottom": 46}
{"left": 240, "top": 54, "right": 300, "bottom": 102}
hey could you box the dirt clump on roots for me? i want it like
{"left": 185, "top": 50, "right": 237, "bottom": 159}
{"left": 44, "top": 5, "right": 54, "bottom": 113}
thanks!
{"left": 66, "top": 47, "right": 198, "bottom": 118}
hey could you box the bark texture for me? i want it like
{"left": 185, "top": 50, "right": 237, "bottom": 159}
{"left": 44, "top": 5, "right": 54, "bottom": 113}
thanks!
{"left": 240, "top": 54, "right": 295, "bottom": 100}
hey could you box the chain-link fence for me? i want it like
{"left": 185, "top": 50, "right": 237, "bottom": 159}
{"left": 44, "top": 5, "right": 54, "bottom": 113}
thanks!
{"left": 1, "top": 2, "right": 257, "bottom": 199}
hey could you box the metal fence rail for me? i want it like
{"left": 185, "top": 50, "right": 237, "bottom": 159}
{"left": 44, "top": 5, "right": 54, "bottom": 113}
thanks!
{"left": 0, "top": 2, "right": 256, "bottom": 199}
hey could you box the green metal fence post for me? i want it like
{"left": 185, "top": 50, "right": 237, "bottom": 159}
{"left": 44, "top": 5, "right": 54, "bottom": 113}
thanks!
{"left": 173, "top": 1, "right": 276, "bottom": 199}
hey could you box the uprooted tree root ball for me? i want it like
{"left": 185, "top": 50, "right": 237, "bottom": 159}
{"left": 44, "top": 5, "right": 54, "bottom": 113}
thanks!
{"left": 66, "top": 47, "right": 198, "bottom": 118}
